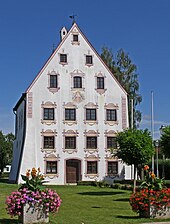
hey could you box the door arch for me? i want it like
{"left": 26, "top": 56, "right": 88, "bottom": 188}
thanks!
{"left": 66, "top": 159, "right": 81, "bottom": 183}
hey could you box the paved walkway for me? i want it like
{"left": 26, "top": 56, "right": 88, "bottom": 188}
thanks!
{"left": 142, "top": 222, "right": 170, "bottom": 224}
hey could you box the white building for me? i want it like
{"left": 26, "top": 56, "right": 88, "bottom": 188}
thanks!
{"left": 9, "top": 22, "right": 131, "bottom": 185}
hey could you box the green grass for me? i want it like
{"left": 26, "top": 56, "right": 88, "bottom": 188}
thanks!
{"left": 1, "top": 181, "right": 170, "bottom": 224}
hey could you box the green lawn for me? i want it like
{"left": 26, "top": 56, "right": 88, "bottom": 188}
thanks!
{"left": 0, "top": 181, "right": 170, "bottom": 224}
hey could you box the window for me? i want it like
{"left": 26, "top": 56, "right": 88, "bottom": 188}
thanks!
{"left": 86, "top": 55, "right": 93, "bottom": 65}
{"left": 97, "top": 77, "right": 104, "bottom": 89}
{"left": 50, "top": 75, "right": 57, "bottom": 88}
{"left": 73, "top": 76, "right": 82, "bottom": 88}
{"left": 108, "top": 161, "right": 118, "bottom": 175}
{"left": 106, "top": 109, "right": 117, "bottom": 121}
{"left": 87, "top": 137, "right": 97, "bottom": 149}
{"left": 86, "top": 109, "right": 96, "bottom": 120}
{"left": 73, "top": 34, "right": 78, "bottom": 42}
{"left": 46, "top": 161, "right": 57, "bottom": 174}
{"left": 60, "top": 54, "right": 67, "bottom": 63}
{"left": 65, "top": 137, "right": 76, "bottom": 149}
{"left": 107, "top": 137, "right": 117, "bottom": 149}
{"left": 44, "top": 136, "right": 54, "bottom": 149}
{"left": 87, "top": 161, "right": 97, "bottom": 174}
{"left": 43, "top": 108, "right": 54, "bottom": 120}
{"left": 65, "top": 109, "right": 76, "bottom": 121}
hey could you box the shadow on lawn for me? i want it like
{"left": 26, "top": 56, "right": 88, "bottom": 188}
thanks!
{"left": 0, "top": 178, "right": 9, "bottom": 183}
{"left": 78, "top": 191, "right": 125, "bottom": 196}
{"left": 0, "top": 219, "right": 18, "bottom": 224}
{"left": 115, "top": 215, "right": 140, "bottom": 219}
{"left": 114, "top": 197, "right": 130, "bottom": 202}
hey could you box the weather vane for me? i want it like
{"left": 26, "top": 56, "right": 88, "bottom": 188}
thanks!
{"left": 69, "top": 14, "right": 77, "bottom": 24}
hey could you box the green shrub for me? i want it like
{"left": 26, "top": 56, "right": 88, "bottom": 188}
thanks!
{"left": 77, "top": 181, "right": 96, "bottom": 186}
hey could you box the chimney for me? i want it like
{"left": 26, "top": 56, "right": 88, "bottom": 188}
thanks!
{"left": 60, "top": 27, "right": 67, "bottom": 41}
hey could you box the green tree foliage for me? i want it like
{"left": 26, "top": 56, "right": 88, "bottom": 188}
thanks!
{"left": 116, "top": 129, "right": 154, "bottom": 191}
{"left": 101, "top": 47, "right": 142, "bottom": 128}
{"left": 160, "top": 126, "right": 170, "bottom": 158}
{"left": 0, "top": 131, "right": 14, "bottom": 175}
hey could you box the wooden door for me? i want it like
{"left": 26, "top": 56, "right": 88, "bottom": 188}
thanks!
{"left": 66, "top": 160, "right": 80, "bottom": 183}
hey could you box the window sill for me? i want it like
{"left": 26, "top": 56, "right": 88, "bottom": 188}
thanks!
{"left": 105, "top": 148, "right": 117, "bottom": 153}
{"left": 63, "top": 120, "right": 77, "bottom": 126}
{"left": 41, "top": 148, "right": 56, "bottom": 153}
{"left": 95, "top": 88, "right": 107, "bottom": 95}
{"left": 84, "top": 120, "right": 98, "bottom": 126}
{"left": 71, "top": 41, "right": 80, "bottom": 45}
{"left": 48, "top": 87, "right": 60, "bottom": 93}
{"left": 85, "top": 173, "right": 99, "bottom": 179}
{"left": 59, "top": 62, "right": 68, "bottom": 66}
{"left": 104, "top": 120, "right": 118, "bottom": 126}
{"left": 85, "top": 63, "right": 93, "bottom": 67}
{"left": 63, "top": 148, "right": 77, "bottom": 154}
{"left": 71, "top": 87, "right": 85, "bottom": 91}
{"left": 84, "top": 148, "right": 98, "bottom": 154}
{"left": 41, "top": 119, "right": 56, "bottom": 125}
{"left": 44, "top": 173, "right": 59, "bottom": 178}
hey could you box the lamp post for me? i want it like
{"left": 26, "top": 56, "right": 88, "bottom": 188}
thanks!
{"left": 155, "top": 140, "right": 159, "bottom": 178}
{"left": 160, "top": 125, "right": 166, "bottom": 178}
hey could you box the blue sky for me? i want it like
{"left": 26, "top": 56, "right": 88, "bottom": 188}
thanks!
{"left": 0, "top": 0, "right": 170, "bottom": 139}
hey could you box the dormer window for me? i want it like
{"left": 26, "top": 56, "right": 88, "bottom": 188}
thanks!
{"left": 73, "top": 34, "right": 78, "bottom": 42}
{"left": 60, "top": 54, "right": 67, "bottom": 63}
{"left": 86, "top": 55, "right": 93, "bottom": 65}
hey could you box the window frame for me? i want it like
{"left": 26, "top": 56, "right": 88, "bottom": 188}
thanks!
{"left": 50, "top": 75, "right": 58, "bottom": 88}
{"left": 65, "top": 108, "right": 76, "bottom": 121}
{"left": 107, "top": 161, "right": 118, "bottom": 176}
{"left": 60, "top": 53, "right": 67, "bottom": 64}
{"left": 46, "top": 161, "right": 58, "bottom": 174}
{"left": 73, "top": 76, "right": 82, "bottom": 88}
{"left": 86, "top": 55, "right": 93, "bottom": 65}
{"left": 43, "top": 136, "right": 55, "bottom": 149}
{"left": 65, "top": 136, "right": 76, "bottom": 149}
{"left": 73, "top": 34, "right": 78, "bottom": 42}
{"left": 87, "top": 161, "right": 98, "bottom": 174}
{"left": 107, "top": 136, "right": 117, "bottom": 149}
{"left": 97, "top": 77, "right": 104, "bottom": 89}
{"left": 86, "top": 136, "right": 97, "bottom": 149}
{"left": 86, "top": 108, "right": 96, "bottom": 121}
{"left": 106, "top": 109, "right": 117, "bottom": 121}
{"left": 43, "top": 108, "right": 54, "bottom": 120}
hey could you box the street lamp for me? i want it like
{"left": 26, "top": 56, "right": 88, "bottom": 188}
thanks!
{"left": 160, "top": 125, "right": 166, "bottom": 178}
{"left": 154, "top": 140, "right": 159, "bottom": 178}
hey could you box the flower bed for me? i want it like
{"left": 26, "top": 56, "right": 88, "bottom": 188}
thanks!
{"left": 129, "top": 165, "right": 170, "bottom": 218}
{"left": 130, "top": 188, "right": 170, "bottom": 218}
{"left": 6, "top": 168, "right": 62, "bottom": 223}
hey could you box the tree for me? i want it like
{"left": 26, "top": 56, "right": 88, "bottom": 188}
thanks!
{"left": 0, "top": 131, "right": 14, "bottom": 175}
{"left": 160, "top": 126, "right": 170, "bottom": 158}
{"left": 101, "top": 47, "right": 142, "bottom": 128}
{"left": 116, "top": 129, "right": 154, "bottom": 192}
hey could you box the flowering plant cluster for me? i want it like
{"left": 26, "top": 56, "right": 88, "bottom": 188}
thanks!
{"left": 129, "top": 165, "right": 170, "bottom": 218}
{"left": 139, "top": 165, "right": 164, "bottom": 191}
{"left": 6, "top": 168, "right": 62, "bottom": 217}
{"left": 130, "top": 188, "right": 170, "bottom": 217}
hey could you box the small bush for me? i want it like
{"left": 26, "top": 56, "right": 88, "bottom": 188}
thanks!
{"left": 77, "top": 181, "right": 96, "bottom": 186}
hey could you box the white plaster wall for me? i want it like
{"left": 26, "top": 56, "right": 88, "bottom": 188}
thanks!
{"left": 17, "top": 24, "right": 129, "bottom": 184}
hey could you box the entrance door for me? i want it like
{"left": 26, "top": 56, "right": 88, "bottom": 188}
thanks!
{"left": 66, "top": 159, "right": 81, "bottom": 183}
